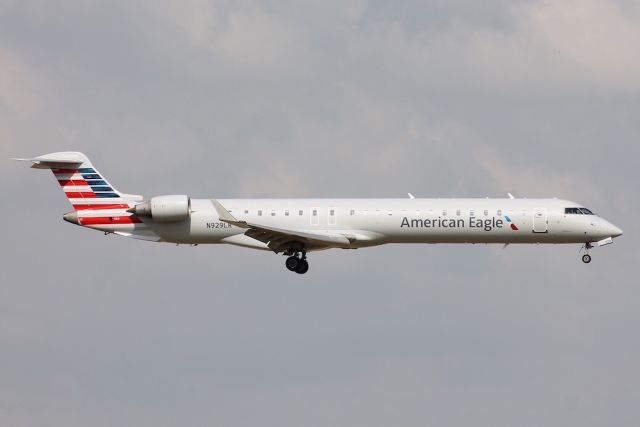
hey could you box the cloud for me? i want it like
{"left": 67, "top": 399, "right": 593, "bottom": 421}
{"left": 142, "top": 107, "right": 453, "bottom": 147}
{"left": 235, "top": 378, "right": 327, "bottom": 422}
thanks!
{"left": 520, "top": 0, "right": 640, "bottom": 88}
{"left": 140, "top": 1, "right": 304, "bottom": 78}
{"left": 1, "top": 1, "right": 639, "bottom": 426}
{"left": 0, "top": 47, "right": 39, "bottom": 117}
{"left": 474, "top": 147, "right": 600, "bottom": 200}
{"left": 350, "top": 0, "right": 640, "bottom": 93}
{"left": 471, "top": 0, "right": 640, "bottom": 91}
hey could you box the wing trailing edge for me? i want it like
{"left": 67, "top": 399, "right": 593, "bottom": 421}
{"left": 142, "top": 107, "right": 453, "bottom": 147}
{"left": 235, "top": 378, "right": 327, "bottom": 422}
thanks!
{"left": 210, "top": 199, "right": 351, "bottom": 252}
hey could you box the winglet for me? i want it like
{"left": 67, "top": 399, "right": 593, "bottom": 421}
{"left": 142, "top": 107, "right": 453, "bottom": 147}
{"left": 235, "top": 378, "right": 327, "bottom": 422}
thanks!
{"left": 507, "top": 193, "right": 515, "bottom": 199}
{"left": 408, "top": 193, "right": 415, "bottom": 199}
{"left": 211, "top": 199, "right": 247, "bottom": 227}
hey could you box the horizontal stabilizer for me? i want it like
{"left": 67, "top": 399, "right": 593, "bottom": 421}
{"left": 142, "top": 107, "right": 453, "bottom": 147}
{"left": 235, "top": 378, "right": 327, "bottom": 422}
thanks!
{"left": 13, "top": 152, "right": 88, "bottom": 169}
{"left": 15, "top": 151, "right": 140, "bottom": 210}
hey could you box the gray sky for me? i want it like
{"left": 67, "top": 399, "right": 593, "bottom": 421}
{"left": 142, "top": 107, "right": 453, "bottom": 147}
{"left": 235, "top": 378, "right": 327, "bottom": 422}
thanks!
{"left": 1, "top": 1, "right": 639, "bottom": 426}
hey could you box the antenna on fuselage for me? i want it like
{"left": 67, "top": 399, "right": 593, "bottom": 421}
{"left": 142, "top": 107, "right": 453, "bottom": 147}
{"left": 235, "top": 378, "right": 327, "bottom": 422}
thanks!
{"left": 507, "top": 193, "right": 515, "bottom": 199}
{"left": 407, "top": 193, "right": 416, "bottom": 199}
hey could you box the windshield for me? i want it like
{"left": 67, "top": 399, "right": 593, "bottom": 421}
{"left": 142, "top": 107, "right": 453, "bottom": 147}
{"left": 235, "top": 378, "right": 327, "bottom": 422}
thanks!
{"left": 565, "top": 207, "right": 595, "bottom": 215}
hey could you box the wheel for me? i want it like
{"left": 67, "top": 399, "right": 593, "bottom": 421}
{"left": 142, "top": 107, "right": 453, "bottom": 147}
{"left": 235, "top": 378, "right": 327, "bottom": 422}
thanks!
{"left": 582, "top": 254, "right": 592, "bottom": 264}
{"left": 295, "top": 260, "right": 309, "bottom": 274}
{"left": 285, "top": 256, "right": 299, "bottom": 271}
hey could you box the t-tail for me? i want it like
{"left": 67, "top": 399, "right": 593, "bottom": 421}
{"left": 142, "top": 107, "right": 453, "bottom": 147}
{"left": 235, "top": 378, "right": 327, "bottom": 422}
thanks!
{"left": 13, "top": 151, "right": 146, "bottom": 231}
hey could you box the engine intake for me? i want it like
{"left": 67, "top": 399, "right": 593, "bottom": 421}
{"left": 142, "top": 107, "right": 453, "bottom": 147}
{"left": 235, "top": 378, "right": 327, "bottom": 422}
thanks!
{"left": 128, "top": 195, "right": 191, "bottom": 222}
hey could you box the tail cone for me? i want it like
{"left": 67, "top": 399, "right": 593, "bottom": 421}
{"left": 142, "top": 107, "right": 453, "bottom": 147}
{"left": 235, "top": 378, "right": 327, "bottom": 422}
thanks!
{"left": 63, "top": 211, "right": 79, "bottom": 225}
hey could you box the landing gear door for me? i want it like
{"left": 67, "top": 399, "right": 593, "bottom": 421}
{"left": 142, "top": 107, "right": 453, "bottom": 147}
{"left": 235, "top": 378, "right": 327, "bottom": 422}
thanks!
{"left": 533, "top": 207, "right": 548, "bottom": 233}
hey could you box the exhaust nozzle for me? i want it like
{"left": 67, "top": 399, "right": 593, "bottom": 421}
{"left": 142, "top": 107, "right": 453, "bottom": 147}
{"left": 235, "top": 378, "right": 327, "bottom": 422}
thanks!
{"left": 127, "top": 201, "right": 151, "bottom": 216}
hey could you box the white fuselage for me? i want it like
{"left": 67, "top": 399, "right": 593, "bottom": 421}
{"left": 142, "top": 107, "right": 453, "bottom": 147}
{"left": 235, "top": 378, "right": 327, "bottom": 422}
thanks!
{"left": 82, "top": 198, "right": 623, "bottom": 250}
{"left": 19, "top": 152, "right": 623, "bottom": 272}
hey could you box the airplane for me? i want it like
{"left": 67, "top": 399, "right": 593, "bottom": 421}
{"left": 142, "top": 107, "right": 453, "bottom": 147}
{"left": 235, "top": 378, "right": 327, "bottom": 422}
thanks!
{"left": 15, "top": 152, "right": 623, "bottom": 274}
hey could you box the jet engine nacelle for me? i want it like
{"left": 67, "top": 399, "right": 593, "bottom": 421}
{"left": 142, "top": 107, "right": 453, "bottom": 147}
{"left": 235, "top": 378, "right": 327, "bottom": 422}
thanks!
{"left": 129, "top": 195, "right": 191, "bottom": 222}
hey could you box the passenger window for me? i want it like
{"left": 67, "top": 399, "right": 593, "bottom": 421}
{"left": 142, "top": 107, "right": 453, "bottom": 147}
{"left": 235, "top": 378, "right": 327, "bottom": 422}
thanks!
{"left": 258, "top": 210, "right": 262, "bottom": 216}
{"left": 442, "top": 209, "right": 447, "bottom": 216}
{"left": 350, "top": 209, "right": 355, "bottom": 216}
{"left": 271, "top": 210, "right": 275, "bottom": 216}
{"left": 469, "top": 210, "right": 475, "bottom": 216}
{"left": 456, "top": 209, "right": 461, "bottom": 216}
{"left": 299, "top": 210, "right": 303, "bottom": 216}
{"left": 285, "top": 210, "right": 289, "bottom": 216}
{"left": 330, "top": 209, "right": 335, "bottom": 216}
{"left": 484, "top": 209, "right": 489, "bottom": 216}
{"left": 244, "top": 209, "right": 249, "bottom": 214}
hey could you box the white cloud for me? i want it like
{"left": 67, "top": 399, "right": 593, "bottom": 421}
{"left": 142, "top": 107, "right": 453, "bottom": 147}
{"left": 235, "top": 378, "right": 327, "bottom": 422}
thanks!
{"left": 0, "top": 47, "right": 39, "bottom": 118}
{"left": 474, "top": 148, "right": 591, "bottom": 199}
{"left": 473, "top": 0, "right": 640, "bottom": 90}
{"left": 1, "top": 2, "right": 639, "bottom": 425}
{"left": 145, "top": 1, "right": 301, "bottom": 76}
{"left": 352, "top": 0, "right": 640, "bottom": 93}
{"left": 0, "top": 47, "right": 49, "bottom": 168}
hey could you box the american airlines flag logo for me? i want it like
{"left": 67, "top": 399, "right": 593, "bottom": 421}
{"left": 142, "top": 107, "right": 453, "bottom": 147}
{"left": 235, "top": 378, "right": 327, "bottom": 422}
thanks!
{"left": 504, "top": 215, "right": 519, "bottom": 231}
{"left": 52, "top": 167, "right": 141, "bottom": 225}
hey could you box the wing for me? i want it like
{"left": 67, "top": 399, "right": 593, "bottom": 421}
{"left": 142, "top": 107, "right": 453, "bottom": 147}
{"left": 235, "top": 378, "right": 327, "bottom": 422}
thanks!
{"left": 211, "top": 199, "right": 352, "bottom": 253}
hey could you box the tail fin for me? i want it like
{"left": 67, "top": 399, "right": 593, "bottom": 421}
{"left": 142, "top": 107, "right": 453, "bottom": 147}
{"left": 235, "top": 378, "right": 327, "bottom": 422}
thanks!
{"left": 14, "top": 151, "right": 142, "bottom": 210}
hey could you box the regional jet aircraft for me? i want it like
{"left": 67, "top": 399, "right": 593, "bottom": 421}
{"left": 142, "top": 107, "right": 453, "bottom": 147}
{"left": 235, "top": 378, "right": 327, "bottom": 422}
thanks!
{"left": 16, "top": 152, "right": 623, "bottom": 274}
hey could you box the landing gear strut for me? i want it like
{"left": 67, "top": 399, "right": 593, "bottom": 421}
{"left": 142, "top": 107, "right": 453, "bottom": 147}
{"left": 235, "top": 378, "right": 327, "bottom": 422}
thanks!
{"left": 581, "top": 242, "right": 593, "bottom": 264}
{"left": 285, "top": 251, "right": 309, "bottom": 274}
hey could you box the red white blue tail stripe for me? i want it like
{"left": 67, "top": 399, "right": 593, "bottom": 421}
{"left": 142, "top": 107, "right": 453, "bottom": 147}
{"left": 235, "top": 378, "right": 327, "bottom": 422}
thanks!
{"left": 51, "top": 165, "right": 143, "bottom": 227}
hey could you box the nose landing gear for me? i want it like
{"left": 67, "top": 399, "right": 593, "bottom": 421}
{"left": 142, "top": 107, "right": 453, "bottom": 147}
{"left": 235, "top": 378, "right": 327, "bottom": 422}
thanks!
{"left": 285, "top": 251, "right": 309, "bottom": 274}
{"left": 581, "top": 242, "right": 593, "bottom": 264}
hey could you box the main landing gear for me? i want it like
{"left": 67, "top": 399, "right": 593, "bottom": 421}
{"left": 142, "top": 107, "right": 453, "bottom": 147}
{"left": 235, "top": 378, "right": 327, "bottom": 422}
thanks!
{"left": 581, "top": 242, "right": 593, "bottom": 264}
{"left": 285, "top": 251, "right": 309, "bottom": 274}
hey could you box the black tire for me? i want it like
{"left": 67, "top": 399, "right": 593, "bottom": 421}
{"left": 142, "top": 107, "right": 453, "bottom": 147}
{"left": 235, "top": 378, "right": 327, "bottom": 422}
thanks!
{"left": 582, "top": 254, "right": 592, "bottom": 264}
{"left": 285, "top": 256, "right": 299, "bottom": 271}
{"left": 295, "top": 260, "right": 309, "bottom": 274}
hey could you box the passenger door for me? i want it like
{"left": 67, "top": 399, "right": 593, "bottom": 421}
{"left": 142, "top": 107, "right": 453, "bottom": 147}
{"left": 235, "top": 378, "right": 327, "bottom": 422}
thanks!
{"left": 533, "top": 208, "right": 548, "bottom": 233}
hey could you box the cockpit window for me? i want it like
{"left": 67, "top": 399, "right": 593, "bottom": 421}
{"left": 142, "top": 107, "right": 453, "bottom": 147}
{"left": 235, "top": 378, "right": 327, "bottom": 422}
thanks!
{"left": 565, "top": 207, "right": 595, "bottom": 215}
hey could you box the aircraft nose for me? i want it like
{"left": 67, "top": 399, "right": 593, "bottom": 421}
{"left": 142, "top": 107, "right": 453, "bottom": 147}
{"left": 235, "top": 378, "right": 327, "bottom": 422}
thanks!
{"left": 601, "top": 219, "right": 623, "bottom": 238}
{"left": 610, "top": 224, "right": 623, "bottom": 238}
